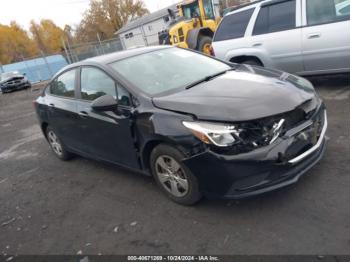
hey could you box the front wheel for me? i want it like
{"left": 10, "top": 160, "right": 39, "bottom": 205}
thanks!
{"left": 150, "top": 144, "right": 202, "bottom": 205}
{"left": 197, "top": 36, "right": 212, "bottom": 55}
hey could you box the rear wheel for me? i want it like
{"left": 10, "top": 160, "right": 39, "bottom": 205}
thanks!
{"left": 150, "top": 144, "right": 202, "bottom": 205}
{"left": 46, "top": 127, "right": 73, "bottom": 161}
{"left": 197, "top": 36, "right": 212, "bottom": 55}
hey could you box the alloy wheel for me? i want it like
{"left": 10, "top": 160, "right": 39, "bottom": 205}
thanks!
{"left": 155, "top": 155, "right": 189, "bottom": 197}
{"left": 47, "top": 130, "right": 63, "bottom": 156}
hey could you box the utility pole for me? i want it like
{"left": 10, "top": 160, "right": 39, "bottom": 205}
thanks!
{"left": 97, "top": 33, "right": 104, "bottom": 54}
{"left": 40, "top": 51, "right": 53, "bottom": 77}
{"left": 66, "top": 38, "right": 78, "bottom": 63}
{"left": 61, "top": 37, "right": 72, "bottom": 64}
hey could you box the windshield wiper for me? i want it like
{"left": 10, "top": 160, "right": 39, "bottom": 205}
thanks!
{"left": 185, "top": 68, "right": 234, "bottom": 90}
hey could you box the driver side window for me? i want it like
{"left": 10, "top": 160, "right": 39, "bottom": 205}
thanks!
{"left": 80, "top": 67, "right": 116, "bottom": 101}
{"left": 80, "top": 66, "right": 131, "bottom": 106}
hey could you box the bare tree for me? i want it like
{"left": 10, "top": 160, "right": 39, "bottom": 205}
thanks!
{"left": 75, "top": 0, "right": 149, "bottom": 42}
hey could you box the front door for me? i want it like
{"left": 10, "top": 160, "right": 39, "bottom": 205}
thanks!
{"left": 76, "top": 66, "right": 139, "bottom": 169}
{"left": 301, "top": 0, "right": 350, "bottom": 74}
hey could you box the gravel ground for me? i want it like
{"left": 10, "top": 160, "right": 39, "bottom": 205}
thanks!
{"left": 0, "top": 76, "right": 349, "bottom": 255}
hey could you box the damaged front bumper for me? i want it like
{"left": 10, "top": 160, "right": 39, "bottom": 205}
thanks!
{"left": 0, "top": 82, "right": 31, "bottom": 93}
{"left": 183, "top": 106, "right": 328, "bottom": 199}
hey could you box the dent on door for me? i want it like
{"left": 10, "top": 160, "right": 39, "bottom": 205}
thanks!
{"left": 76, "top": 101, "right": 140, "bottom": 168}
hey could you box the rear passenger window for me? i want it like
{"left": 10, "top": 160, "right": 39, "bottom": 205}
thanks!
{"left": 306, "top": 0, "right": 350, "bottom": 26}
{"left": 214, "top": 9, "right": 254, "bottom": 41}
{"left": 50, "top": 69, "right": 76, "bottom": 98}
{"left": 253, "top": 0, "right": 296, "bottom": 35}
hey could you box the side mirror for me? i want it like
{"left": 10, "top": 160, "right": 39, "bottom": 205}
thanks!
{"left": 91, "top": 95, "right": 118, "bottom": 111}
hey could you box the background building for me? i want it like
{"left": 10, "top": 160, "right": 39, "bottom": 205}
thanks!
{"left": 116, "top": 1, "right": 222, "bottom": 50}
{"left": 116, "top": 4, "right": 178, "bottom": 50}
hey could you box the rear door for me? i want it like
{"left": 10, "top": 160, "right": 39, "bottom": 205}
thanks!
{"left": 250, "top": 0, "right": 303, "bottom": 73}
{"left": 45, "top": 68, "right": 82, "bottom": 151}
{"left": 76, "top": 66, "right": 139, "bottom": 168}
{"left": 301, "top": 0, "right": 350, "bottom": 74}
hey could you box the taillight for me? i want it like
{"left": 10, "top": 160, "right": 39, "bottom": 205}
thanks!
{"left": 209, "top": 46, "right": 215, "bottom": 56}
{"left": 32, "top": 100, "right": 37, "bottom": 108}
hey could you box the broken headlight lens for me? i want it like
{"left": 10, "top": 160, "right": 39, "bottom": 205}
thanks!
{"left": 182, "top": 121, "right": 237, "bottom": 147}
{"left": 183, "top": 118, "right": 286, "bottom": 149}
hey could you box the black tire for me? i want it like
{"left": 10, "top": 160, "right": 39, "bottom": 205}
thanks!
{"left": 150, "top": 144, "right": 202, "bottom": 205}
{"left": 242, "top": 59, "right": 263, "bottom": 66}
{"left": 197, "top": 36, "right": 212, "bottom": 55}
{"left": 46, "top": 126, "right": 73, "bottom": 161}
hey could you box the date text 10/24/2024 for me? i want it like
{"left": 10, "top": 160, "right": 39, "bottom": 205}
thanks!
{"left": 127, "top": 256, "right": 220, "bottom": 261}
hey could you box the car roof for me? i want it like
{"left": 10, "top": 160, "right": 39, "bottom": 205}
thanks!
{"left": 224, "top": 0, "right": 290, "bottom": 16}
{"left": 51, "top": 45, "right": 174, "bottom": 86}
{"left": 58, "top": 45, "right": 172, "bottom": 75}
{"left": 85, "top": 45, "right": 171, "bottom": 65}
{"left": 224, "top": 0, "right": 262, "bottom": 16}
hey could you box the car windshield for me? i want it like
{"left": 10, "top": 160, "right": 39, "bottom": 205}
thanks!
{"left": 110, "top": 48, "right": 231, "bottom": 96}
{"left": 182, "top": 1, "right": 200, "bottom": 19}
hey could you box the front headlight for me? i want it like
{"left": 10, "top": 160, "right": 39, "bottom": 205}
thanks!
{"left": 183, "top": 121, "right": 238, "bottom": 147}
{"left": 184, "top": 117, "right": 287, "bottom": 149}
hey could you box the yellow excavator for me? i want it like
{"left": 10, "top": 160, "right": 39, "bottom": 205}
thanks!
{"left": 158, "top": 0, "right": 221, "bottom": 55}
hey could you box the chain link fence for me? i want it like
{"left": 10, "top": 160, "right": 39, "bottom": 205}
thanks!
{"left": 63, "top": 37, "right": 124, "bottom": 63}
{"left": 0, "top": 38, "right": 124, "bottom": 85}
{"left": 0, "top": 54, "right": 68, "bottom": 84}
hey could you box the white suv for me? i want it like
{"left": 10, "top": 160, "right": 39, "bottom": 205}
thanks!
{"left": 212, "top": 0, "right": 350, "bottom": 75}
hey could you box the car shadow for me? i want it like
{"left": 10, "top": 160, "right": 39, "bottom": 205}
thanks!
{"left": 306, "top": 73, "right": 350, "bottom": 89}
{"left": 69, "top": 152, "right": 324, "bottom": 212}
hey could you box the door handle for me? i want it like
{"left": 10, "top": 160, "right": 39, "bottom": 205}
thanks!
{"left": 78, "top": 111, "right": 89, "bottom": 118}
{"left": 253, "top": 42, "right": 262, "bottom": 47}
{"left": 308, "top": 33, "right": 321, "bottom": 39}
{"left": 48, "top": 103, "right": 55, "bottom": 108}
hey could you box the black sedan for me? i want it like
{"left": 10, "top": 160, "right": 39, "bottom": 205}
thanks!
{"left": 0, "top": 72, "right": 31, "bottom": 93}
{"left": 34, "top": 46, "right": 327, "bottom": 205}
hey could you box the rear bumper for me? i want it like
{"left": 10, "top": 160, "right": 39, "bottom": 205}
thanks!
{"left": 183, "top": 107, "right": 327, "bottom": 199}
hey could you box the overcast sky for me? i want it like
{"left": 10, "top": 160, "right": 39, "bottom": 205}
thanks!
{"left": 0, "top": 0, "right": 179, "bottom": 29}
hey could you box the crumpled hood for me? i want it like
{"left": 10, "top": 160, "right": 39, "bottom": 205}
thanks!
{"left": 152, "top": 65, "right": 317, "bottom": 122}
{"left": 0, "top": 75, "right": 24, "bottom": 85}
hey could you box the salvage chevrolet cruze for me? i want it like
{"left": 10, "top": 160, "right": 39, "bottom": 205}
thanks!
{"left": 34, "top": 46, "right": 327, "bottom": 205}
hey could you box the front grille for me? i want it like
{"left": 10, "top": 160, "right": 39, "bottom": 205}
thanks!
{"left": 4, "top": 77, "right": 23, "bottom": 86}
{"left": 278, "top": 108, "right": 306, "bottom": 131}
{"left": 283, "top": 107, "right": 325, "bottom": 161}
